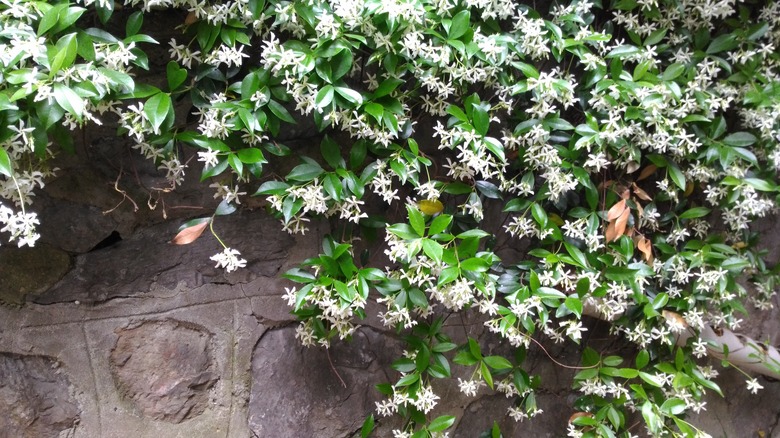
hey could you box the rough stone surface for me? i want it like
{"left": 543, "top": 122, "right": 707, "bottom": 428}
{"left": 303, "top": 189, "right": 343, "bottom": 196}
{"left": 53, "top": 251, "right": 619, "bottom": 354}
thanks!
{"left": 34, "top": 209, "right": 292, "bottom": 304}
{"left": 110, "top": 319, "right": 218, "bottom": 423}
{"left": 249, "top": 326, "right": 403, "bottom": 438}
{"left": 0, "top": 244, "right": 70, "bottom": 306}
{"left": 35, "top": 199, "right": 119, "bottom": 254}
{"left": 0, "top": 353, "right": 80, "bottom": 438}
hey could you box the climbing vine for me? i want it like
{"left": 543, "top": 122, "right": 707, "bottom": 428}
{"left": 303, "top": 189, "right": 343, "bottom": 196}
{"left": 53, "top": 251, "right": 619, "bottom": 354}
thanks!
{"left": 2, "top": 0, "right": 780, "bottom": 436}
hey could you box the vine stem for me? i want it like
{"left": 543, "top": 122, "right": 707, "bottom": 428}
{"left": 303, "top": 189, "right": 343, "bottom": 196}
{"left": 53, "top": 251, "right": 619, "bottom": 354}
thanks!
{"left": 327, "top": 348, "right": 347, "bottom": 388}
{"left": 522, "top": 332, "right": 598, "bottom": 370}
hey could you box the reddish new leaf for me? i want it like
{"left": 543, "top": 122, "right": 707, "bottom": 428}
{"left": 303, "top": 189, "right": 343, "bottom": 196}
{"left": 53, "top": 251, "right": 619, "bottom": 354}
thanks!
{"left": 171, "top": 217, "right": 211, "bottom": 245}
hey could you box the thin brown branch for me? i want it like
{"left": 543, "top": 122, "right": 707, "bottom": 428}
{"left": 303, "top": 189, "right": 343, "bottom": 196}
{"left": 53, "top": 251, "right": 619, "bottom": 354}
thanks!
{"left": 327, "top": 348, "right": 347, "bottom": 388}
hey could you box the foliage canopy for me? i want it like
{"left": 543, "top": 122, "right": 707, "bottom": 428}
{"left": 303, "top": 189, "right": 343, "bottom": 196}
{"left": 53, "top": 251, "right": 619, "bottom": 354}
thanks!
{"left": 2, "top": 0, "right": 780, "bottom": 436}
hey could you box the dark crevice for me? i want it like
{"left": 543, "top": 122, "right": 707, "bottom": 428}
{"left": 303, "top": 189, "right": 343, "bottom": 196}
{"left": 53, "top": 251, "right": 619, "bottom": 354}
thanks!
{"left": 88, "top": 231, "right": 122, "bottom": 252}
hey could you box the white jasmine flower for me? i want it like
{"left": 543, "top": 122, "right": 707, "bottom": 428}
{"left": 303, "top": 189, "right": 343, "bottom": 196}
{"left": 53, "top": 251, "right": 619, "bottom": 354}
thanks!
{"left": 210, "top": 247, "right": 247, "bottom": 272}
{"left": 746, "top": 378, "right": 763, "bottom": 394}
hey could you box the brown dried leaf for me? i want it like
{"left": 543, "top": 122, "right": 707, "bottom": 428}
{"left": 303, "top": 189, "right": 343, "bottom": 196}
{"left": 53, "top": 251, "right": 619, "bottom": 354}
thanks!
{"left": 637, "top": 236, "right": 653, "bottom": 264}
{"left": 632, "top": 183, "right": 652, "bottom": 201}
{"left": 638, "top": 164, "right": 657, "bottom": 181}
{"left": 185, "top": 11, "right": 198, "bottom": 25}
{"left": 635, "top": 201, "right": 644, "bottom": 220}
{"left": 620, "top": 188, "right": 630, "bottom": 200}
{"left": 605, "top": 221, "right": 617, "bottom": 243}
{"left": 614, "top": 208, "right": 629, "bottom": 239}
{"left": 171, "top": 218, "right": 210, "bottom": 245}
{"left": 626, "top": 160, "right": 640, "bottom": 173}
{"left": 607, "top": 199, "right": 627, "bottom": 221}
{"left": 662, "top": 310, "right": 688, "bottom": 328}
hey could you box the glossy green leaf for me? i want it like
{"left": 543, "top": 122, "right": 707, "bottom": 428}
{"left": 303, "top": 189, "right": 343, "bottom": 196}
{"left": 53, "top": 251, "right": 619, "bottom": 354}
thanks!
{"left": 286, "top": 162, "right": 324, "bottom": 182}
{"left": 0, "top": 148, "right": 13, "bottom": 177}
{"left": 449, "top": 10, "right": 471, "bottom": 40}
{"left": 52, "top": 83, "right": 84, "bottom": 118}
{"left": 407, "top": 204, "right": 425, "bottom": 237}
{"left": 361, "top": 415, "right": 374, "bottom": 438}
{"left": 143, "top": 92, "right": 172, "bottom": 134}
{"left": 428, "top": 415, "right": 456, "bottom": 432}
{"left": 166, "top": 61, "right": 188, "bottom": 91}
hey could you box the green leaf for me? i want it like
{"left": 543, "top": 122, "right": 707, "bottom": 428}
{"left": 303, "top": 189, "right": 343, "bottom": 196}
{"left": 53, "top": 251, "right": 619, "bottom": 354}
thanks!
{"left": 215, "top": 199, "right": 237, "bottom": 216}
{"left": 428, "top": 415, "right": 456, "bottom": 432}
{"left": 639, "top": 371, "right": 665, "bottom": 387}
{"left": 531, "top": 203, "right": 547, "bottom": 227}
{"left": 422, "top": 239, "right": 443, "bottom": 263}
{"left": 537, "top": 287, "right": 566, "bottom": 299}
{"left": 667, "top": 163, "right": 686, "bottom": 190}
{"left": 606, "top": 45, "right": 640, "bottom": 58}
{"left": 491, "top": 421, "right": 501, "bottom": 438}
{"left": 361, "top": 414, "right": 374, "bottom": 438}
{"left": 372, "top": 78, "right": 404, "bottom": 98}
{"left": 449, "top": 10, "right": 471, "bottom": 40}
{"left": 722, "top": 132, "right": 756, "bottom": 147}
{"left": 642, "top": 402, "right": 663, "bottom": 435}
{"left": 254, "top": 180, "right": 289, "bottom": 196}
{"left": 0, "top": 148, "right": 13, "bottom": 177}
{"left": 237, "top": 148, "right": 265, "bottom": 164}
{"left": 38, "top": 4, "right": 67, "bottom": 36}
{"left": 143, "top": 92, "right": 172, "bottom": 134}
{"left": 336, "top": 86, "right": 363, "bottom": 105}
{"left": 407, "top": 204, "right": 425, "bottom": 237}
{"left": 721, "top": 256, "right": 749, "bottom": 271}
{"left": 331, "top": 49, "right": 353, "bottom": 81}
{"left": 644, "top": 28, "right": 667, "bottom": 46}
{"left": 660, "top": 398, "right": 686, "bottom": 415}
{"left": 315, "top": 85, "right": 335, "bottom": 109}
{"left": 166, "top": 61, "right": 188, "bottom": 91}
{"left": 604, "top": 267, "right": 637, "bottom": 282}
{"left": 95, "top": 0, "right": 113, "bottom": 23}
{"left": 395, "top": 372, "right": 420, "bottom": 387}
{"left": 363, "top": 102, "right": 384, "bottom": 122}
{"left": 52, "top": 83, "right": 84, "bottom": 118}
{"left": 228, "top": 153, "right": 243, "bottom": 175}
{"left": 475, "top": 180, "right": 502, "bottom": 199}
{"left": 481, "top": 361, "right": 494, "bottom": 389}
{"left": 484, "top": 355, "right": 513, "bottom": 370}
{"left": 457, "top": 229, "right": 490, "bottom": 239}
{"left": 706, "top": 33, "right": 738, "bottom": 54}
{"left": 661, "top": 63, "right": 685, "bottom": 81}
{"left": 461, "top": 257, "right": 490, "bottom": 272}
{"left": 564, "top": 242, "right": 589, "bottom": 268}
{"left": 432, "top": 342, "right": 457, "bottom": 353}
{"left": 126, "top": 11, "right": 143, "bottom": 36}
{"left": 471, "top": 102, "right": 490, "bottom": 136}
{"left": 49, "top": 33, "right": 78, "bottom": 75}
{"left": 286, "top": 163, "right": 324, "bottom": 182}
{"left": 743, "top": 178, "right": 776, "bottom": 192}
{"left": 438, "top": 266, "right": 459, "bottom": 286}
{"left": 636, "top": 350, "right": 649, "bottom": 369}
{"left": 320, "top": 135, "right": 343, "bottom": 169}
{"left": 428, "top": 215, "right": 452, "bottom": 236}
{"left": 679, "top": 207, "right": 710, "bottom": 219}
{"left": 268, "top": 100, "right": 296, "bottom": 123}
{"left": 564, "top": 297, "right": 583, "bottom": 318}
